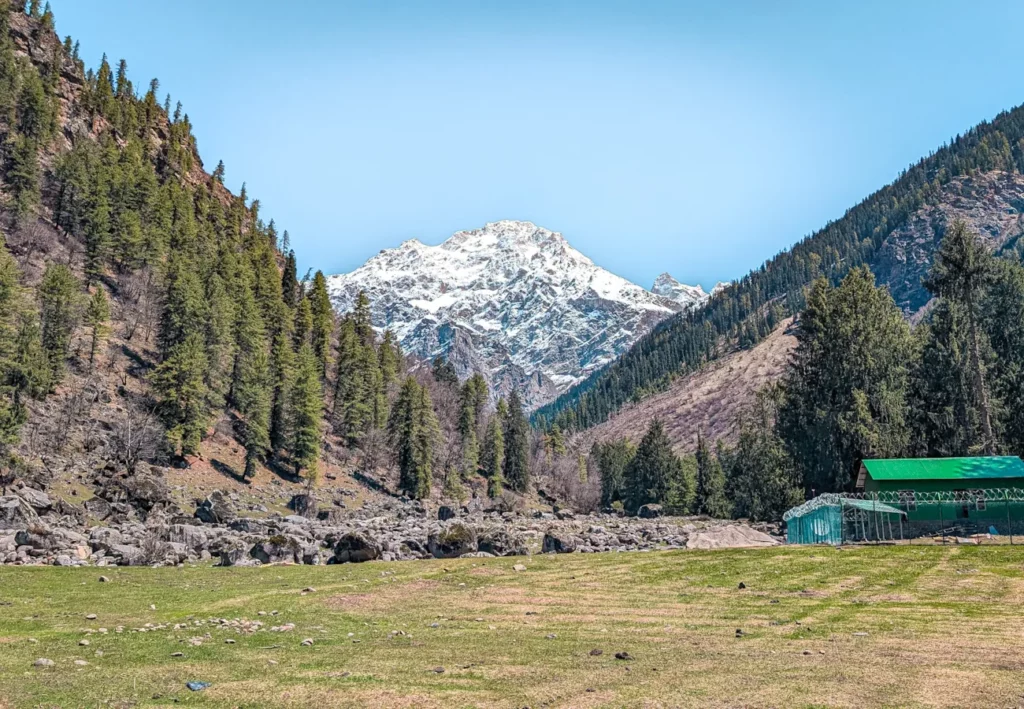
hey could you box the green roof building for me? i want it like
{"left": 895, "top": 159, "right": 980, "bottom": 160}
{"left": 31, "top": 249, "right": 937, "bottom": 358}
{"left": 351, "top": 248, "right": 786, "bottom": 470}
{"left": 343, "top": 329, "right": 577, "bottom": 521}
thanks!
{"left": 786, "top": 457, "right": 1024, "bottom": 544}
{"left": 854, "top": 456, "right": 1024, "bottom": 528}
{"left": 856, "top": 457, "right": 1024, "bottom": 491}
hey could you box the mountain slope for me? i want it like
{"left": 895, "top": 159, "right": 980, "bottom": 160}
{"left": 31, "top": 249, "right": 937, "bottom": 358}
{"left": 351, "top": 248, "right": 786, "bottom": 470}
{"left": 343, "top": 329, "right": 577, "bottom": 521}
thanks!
{"left": 536, "top": 105, "right": 1024, "bottom": 432}
{"left": 584, "top": 318, "right": 797, "bottom": 454}
{"left": 326, "top": 220, "right": 707, "bottom": 409}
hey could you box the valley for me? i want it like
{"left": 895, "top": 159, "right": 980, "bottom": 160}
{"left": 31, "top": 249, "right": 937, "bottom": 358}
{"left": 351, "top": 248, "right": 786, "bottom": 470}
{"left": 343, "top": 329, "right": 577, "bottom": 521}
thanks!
{"left": 2, "top": 546, "right": 1022, "bottom": 708}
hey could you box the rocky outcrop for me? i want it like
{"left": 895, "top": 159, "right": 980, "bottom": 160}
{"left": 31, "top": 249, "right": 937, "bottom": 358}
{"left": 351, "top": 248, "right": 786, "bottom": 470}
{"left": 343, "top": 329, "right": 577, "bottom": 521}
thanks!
{"left": 0, "top": 486, "right": 782, "bottom": 567}
{"left": 870, "top": 171, "right": 1024, "bottom": 318}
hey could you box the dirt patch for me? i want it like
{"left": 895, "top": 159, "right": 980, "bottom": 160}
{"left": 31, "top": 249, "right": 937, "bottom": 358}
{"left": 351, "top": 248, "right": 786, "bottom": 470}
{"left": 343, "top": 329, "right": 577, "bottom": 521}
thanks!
{"left": 326, "top": 579, "right": 444, "bottom": 612}
{"left": 581, "top": 319, "right": 796, "bottom": 453}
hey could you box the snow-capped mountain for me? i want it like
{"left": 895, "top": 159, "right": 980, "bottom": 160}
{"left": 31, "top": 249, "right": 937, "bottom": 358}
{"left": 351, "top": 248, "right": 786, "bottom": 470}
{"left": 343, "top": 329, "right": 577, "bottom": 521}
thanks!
{"left": 651, "top": 273, "right": 709, "bottom": 309}
{"left": 325, "top": 220, "right": 705, "bottom": 409}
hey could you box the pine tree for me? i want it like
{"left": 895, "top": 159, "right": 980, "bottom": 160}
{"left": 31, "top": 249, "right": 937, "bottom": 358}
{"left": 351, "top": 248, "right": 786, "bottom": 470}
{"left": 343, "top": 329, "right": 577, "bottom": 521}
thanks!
{"left": 8, "top": 135, "right": 40, "bottom": 224}
{"left": 289, "top": 343, "right": 322, "bottom": 480}
{"left": 726, "top": 387, "right": 803, "bottom": 522}
{"left": 411, "top": 383, "right": 438, "bottom": 499}
{"left": 922, "top": 220, "right": 998, "bottom": 454}
{"left": 84, "top": 287, "right": 110, "bottom": 367}
{"left": 623, "top": 419, "right": 681, "bottom": 514}
{"left": 158, "top": 255, "right": 207, "bottom": 357}
{"left": 502, "top": 390, "right": 530, "bottom": 493}
{"left": 378, "top": 329, "right": 399, "bottom": 388}
{"left": 457, "top": 379, "right": 480, "bottom": 478}
{"left": 281, "top": 250, "right": 298, "bottom": 310}
{"left": 544, "top": 423, "right": 566, "bottom": 460}
{"left": 307, "top": 271, "right": 334, "bottom": 379}
{"left": 236, "top": 347, "right": 272, "bottom": 479}
{"left": 694, "top": 431, "right": 730, "bottom": 518}
{"left": 229, "top": 277, "right": 264, "bottom": 406}
{"left": 983, "top": 260, "right": 1024, "bottom": 455}
{"left": 352, "top": 290, "right": 373, "bottom": 345}
{"left": 269, "top": 330, "right": 295, "bottom": 454}
{"left": 778, "top": 267, "right": 913, "bottom": 493}
{"left": 593, "top": 439, "right": 635, "bottom": 508}
{"left": 151, "top": 332, "right": 209, "bottom": 457}
{"left": 481, "top": 413, "right": 505, "bottom": 497}
{"left": 37, "top": 263, "right": 81, "bottom": 385}
{"left": 388, "top": 376, "right": 437, "bottom": 499}
{"left": 292, "top": 297, "right": 312, "bottom": 351}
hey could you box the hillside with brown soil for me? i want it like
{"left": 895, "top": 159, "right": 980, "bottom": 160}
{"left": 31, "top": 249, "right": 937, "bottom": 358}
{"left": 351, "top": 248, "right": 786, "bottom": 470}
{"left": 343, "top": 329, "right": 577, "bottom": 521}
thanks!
{"left": 581, "top": 318, "right": 796, "bottom": 454}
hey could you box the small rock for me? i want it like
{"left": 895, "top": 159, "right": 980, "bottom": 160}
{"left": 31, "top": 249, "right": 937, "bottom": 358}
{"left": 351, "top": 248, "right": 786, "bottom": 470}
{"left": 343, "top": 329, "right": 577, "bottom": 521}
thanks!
{"left": 513, "top": 564, "right": 527, "bottom": 572}
{"left": 545, "top": 633, "right": 558, "bottom": 639}
{"left": 185, "top": 681, "right": 210, "bottom": 692}
{"left": 431, "top": 666, "right": 445, "bottom": 673}
{"left": 735, "top": 629, "right": 746, "bottom": 637}
{"left": 224, "top": 639, "right": 236, "bottom": 644}
{"left": 268, "top": 659, "right": 278, "bottom": 665}
{"left": 170, "top": 652, "right": 184, "bottom": 657}
{"left": 614, "top": 652, "right": 633, "bottom": 661}
{"left": 79, "top": 639, "right": 90, "bottom": 646}
{"left": 589, "top": 649, "right": 603, "bottom": 656}
{"left": 852, "top": 632, "right": 869, "bottom": 637}
{"left": 802, "top": 650, "right": 812, "bottom": 655}
{"left": 302, "top": 587, "right": 316, "bottom": 593}
{"left": 85, "top": 614, "right": 97, "bottom": 620}
{"left": 73, "top": 660, "right": 89, "bottom": 666}
{"left": 98, "top": 576, "right": 110, "bottom": 583}
{"left": 301, "top": 638, "right": 314, "bottom": 646}
{"left": 737, "top": 582, "right": 746, "bottom": 590}
{"left": 33, "top": 658, "right": 54, "bottom": 667}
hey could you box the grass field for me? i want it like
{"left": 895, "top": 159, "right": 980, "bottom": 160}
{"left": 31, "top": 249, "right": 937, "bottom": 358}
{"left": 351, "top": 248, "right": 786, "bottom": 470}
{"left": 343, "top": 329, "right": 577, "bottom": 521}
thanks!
{"left": 2, "top": 546, "right": 1024, "bottom": 708}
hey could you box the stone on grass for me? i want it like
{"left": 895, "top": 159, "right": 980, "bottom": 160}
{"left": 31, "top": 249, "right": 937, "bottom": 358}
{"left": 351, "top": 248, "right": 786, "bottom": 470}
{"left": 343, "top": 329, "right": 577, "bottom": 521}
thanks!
{"left": 33, "top": 658, "right": 54, "bottom": 667}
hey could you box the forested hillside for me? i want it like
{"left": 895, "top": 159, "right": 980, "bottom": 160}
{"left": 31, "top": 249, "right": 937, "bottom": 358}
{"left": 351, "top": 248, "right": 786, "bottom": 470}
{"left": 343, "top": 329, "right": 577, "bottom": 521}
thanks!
{"left": 0, "top": 1, "right": 550, "bottom": 515}
{"left": 534, "top": 103, "right": 1024, "bottom": 432}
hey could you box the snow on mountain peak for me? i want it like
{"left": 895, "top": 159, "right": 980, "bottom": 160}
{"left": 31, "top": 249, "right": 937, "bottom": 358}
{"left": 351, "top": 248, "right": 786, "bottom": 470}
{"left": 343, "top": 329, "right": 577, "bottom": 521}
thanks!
{"left": 325, "top": 221, "right": 705, "bottom": 409}
{"left": 651, "top": 272, "right": 709, "bottom": 308}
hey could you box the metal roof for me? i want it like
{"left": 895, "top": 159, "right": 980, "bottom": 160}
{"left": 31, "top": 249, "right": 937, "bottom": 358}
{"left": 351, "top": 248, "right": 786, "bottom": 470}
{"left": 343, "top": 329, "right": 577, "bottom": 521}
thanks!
{"left": 783, "top": 494, "right": 906, "bottom": 521}
{"left": 861, "top": 457, "right": 1024, "bottom": 482}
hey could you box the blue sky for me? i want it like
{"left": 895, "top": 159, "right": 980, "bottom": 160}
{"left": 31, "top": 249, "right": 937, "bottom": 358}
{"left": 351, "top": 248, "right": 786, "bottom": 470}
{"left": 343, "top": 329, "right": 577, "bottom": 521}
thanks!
{"left": 48, "top": 0, "right": 1024, "bottom": 291}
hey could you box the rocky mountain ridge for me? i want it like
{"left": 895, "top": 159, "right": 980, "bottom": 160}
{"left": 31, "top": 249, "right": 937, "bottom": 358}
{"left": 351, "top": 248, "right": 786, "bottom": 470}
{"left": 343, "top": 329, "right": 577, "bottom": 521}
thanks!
{"left": 327, "top": 220, "right": 711, "bottom": 409}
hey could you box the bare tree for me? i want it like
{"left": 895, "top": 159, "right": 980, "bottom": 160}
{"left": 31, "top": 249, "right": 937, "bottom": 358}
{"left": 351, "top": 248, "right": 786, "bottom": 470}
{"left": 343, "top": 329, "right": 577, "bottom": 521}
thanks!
{"left": 111, "top": 407, "right": 162, "bottom": 474}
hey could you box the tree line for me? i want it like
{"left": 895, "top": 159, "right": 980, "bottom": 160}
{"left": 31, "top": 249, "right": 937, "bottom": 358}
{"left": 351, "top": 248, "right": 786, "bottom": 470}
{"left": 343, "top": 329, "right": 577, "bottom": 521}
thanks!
{"left": 590, "top": 221, "right": 1024, "bottom": 520}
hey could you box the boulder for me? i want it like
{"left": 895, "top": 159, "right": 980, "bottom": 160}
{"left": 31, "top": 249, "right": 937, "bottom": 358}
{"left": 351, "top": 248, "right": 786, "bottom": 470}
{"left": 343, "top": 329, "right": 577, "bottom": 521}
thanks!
{"left": 427, "top": 523, "right": 477, "bottom": 559}
{"left": 637, "top": 504, "right": 663, "bottom": 519}
{"left": 287, "top": 494, "right": 317, "bottom": 518}
{"left": 194, "top": 490, "right": 237, "bottom": 525}
{"left": 542, "top": 530, "right": 578, "bottom": 554}
{"left": 218, "top": 541, "right": 256, "bottom": 567}
{"left": 18, "top": 488, "right": 52, "bottom": 513}
{"left": 164, "top": 524, "right": 208, "bottom": 554}
{"left": 107, "top": 544, "right": 146, "bottom": 566}
{"left": 477, "top": 528, "right": 529, "bottom": 556}
{"left": 0, "top": 495, "right": 38, "bottom": 529}
{"left": 250, "top": 535, "right": 301, "bottom": 565}
{"left": 332, "top": 532, "right": 381, "bottom": 564}
{"left": 437, "top": 505, "right": 457, "bottom": 521}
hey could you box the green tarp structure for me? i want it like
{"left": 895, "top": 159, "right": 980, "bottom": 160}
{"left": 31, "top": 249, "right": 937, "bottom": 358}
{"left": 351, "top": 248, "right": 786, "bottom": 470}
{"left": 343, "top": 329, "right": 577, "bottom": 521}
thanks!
{"left": 784, "top": 495, "right": 906, "bottom": 545}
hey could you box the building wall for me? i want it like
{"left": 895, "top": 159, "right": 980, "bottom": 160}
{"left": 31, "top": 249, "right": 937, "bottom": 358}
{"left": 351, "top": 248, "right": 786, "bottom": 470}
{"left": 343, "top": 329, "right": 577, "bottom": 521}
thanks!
{"left": 863, "top": 475, "right": 1024, "bottom": 525}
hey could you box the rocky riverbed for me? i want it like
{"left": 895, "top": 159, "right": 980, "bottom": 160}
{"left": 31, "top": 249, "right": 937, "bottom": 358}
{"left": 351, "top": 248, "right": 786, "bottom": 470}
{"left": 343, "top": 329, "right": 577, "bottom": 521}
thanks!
{"left": 0, "top": 470, "right": 781, "bottom": 567}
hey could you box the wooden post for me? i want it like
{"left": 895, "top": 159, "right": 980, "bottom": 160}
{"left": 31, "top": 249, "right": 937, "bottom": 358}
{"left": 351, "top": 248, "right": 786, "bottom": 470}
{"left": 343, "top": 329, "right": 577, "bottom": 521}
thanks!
{"left": 939, "top": 501, "right": 945, "bottom": 545}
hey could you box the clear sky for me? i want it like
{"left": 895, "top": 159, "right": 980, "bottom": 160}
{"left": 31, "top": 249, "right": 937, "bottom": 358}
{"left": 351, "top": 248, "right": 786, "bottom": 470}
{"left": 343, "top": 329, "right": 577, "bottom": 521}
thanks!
{"left": 48, "top": 0, "right": 1024, "bottom": 291}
